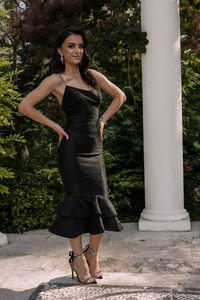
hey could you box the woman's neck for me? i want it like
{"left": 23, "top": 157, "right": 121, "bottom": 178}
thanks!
{"left": 62, "top": 63, "right": 81, "bottom": 79}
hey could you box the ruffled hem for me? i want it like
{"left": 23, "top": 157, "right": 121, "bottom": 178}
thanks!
{"left": 48, "top": 215, "right": 123, "bottom": 238}
{"left": 55, "top": 194, "right": 117, "bottom": 218}
{"left": 48, "top": 194, "right": 123, "bottom": 238}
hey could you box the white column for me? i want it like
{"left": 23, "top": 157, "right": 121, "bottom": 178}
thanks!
{"left": 139, "top": 0, "right": 191, "bottom": 231}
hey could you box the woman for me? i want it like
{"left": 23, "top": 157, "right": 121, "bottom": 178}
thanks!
{"left": 18, "top": 27, "right": 126, "bottom": 285}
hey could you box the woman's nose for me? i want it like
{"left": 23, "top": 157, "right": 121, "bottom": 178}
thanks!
{"left": 74, "top": 46, "right": 81, "bottom": 53}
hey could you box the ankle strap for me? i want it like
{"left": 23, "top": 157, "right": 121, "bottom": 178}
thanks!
{"left": 83, "top": 244, "right": 99, "bottom": 254}
{"left": 74, "top": 252, "right": 85, "bottom": 259}
{"left": 69, "top": 250, "right": 85, "bottom": 260}
{"left": 88, "top": 246, "right": 98, "bottom": 254}
{"left": 83, "top": 244, "right": 99, "bottom": 255}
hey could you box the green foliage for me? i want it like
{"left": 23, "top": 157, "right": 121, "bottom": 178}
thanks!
{"left": 180, "top": 0, "right": 200, "bottom": 52}
{"left": 1, "top": 151, "right": 144, "bottom": 233}
{"left": 0, "top": 48, "right": 26, "bottom": 194}
{"left": 0, "top": 8, "right": 9, "bottom": 19}
{"left": 181, "top": 48, "right": 200, "bottom": 215}
{"left": 0, "top": 170, "right": 64, "bottom": 233}
{"left": 104, "top": 151, "right": 144, "bottom": 222}
{"left": 182, "top": 50, "right": 200, "bottom": 110}
{"left": 87, "top": 2, "right": 148, "bottom": 56}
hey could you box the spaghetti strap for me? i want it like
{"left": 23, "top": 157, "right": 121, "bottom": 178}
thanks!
{"left": 58, "top": 74, "right": 67, "bottom": 86}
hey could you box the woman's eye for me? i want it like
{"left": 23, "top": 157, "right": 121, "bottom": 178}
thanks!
{"left": 67, "top": 44, "right": 84, "bottom": 49}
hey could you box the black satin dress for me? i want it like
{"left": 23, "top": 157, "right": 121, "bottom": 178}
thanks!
{"left": 48, "top": 81, "right": 123, "bottom": 238}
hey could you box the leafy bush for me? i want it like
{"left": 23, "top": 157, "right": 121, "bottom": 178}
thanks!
{"left": 182, "top": 49, "right": 200, "bottom": 217}
{"left": 104, "top": 151, "right": 144, "bottom": 222}
{"left": 0, "top": 168, "right": 64, "bottom": 233}
{"left": 0, "top": 48, "right": 26, "bottom": 194}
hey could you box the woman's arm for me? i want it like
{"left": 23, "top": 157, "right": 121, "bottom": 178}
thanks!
{"left": 18, "top": 74, "right": 69, "bottom": 141}
{"left": 89, "top": 69, "right": 126, "bottom": 125}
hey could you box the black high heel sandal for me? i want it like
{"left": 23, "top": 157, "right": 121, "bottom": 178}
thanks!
{"left": 83, "top": 244, "right": 103, "bottom": 279}
{"left": 69, "top": 250, "right": 97, "bottom": 284}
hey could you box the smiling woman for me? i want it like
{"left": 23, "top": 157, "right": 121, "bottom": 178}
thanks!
{"left": 61, "top": 38, "right": 84, "bottom": 61}
{"left": 51, "top": 28, "right": 96, "bottom": 94}
{"left": 18, "top": 27, "right": 126, "bottom": 285}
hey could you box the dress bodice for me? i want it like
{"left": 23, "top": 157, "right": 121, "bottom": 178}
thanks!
{"left": 62, "top": 85, "right": 101, "bottom": 120}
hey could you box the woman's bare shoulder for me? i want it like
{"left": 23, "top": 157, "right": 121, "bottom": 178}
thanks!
{"left": 88, "top": 68, "right": 102, "bottom": 77}
{"left": 88, "top": 69, "right": 126, "bottom": 100}
{"left": 88, "top": 69, "right": 110, "bottom": 86}
{"left": 88, "top": 69, "right": 107, "bottom": 84}
{"left": 41, "top": 73, "right": 61, "bottom": 87}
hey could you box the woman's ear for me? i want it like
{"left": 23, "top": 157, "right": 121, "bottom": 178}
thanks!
{"left": 57, "top": 47, "right": 62, "bottom": 56}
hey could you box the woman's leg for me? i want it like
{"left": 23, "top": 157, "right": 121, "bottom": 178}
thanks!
{"left": 87, "top": 233, "right": 103, "bottom": 278}
{"left": 69, "top": 235, "right": 96, "bottom": 283}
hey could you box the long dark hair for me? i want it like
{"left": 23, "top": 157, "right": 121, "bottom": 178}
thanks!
{"left": 51, "top": 27, "right": 97, "bottom": 88}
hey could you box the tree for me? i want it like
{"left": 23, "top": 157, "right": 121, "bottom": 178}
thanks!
{"left": 180, "top": 0, "right": 200, "bottom": 52}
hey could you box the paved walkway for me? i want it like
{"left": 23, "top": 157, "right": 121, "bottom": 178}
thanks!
{"left": 0, "top": 222, "right": 200, "bottom": 300}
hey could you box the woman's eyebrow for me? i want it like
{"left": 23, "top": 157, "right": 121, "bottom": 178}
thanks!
{"left": 66, "top": 42, "right": 84, "bottom": 45}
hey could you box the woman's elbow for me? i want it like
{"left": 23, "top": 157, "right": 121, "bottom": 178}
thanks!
{"left": 18, "top": 102, "right": 25, "bottom": 114}
{"left": 120, "top": 92, "right": 126, "bottom": 103}
{"left": 18, "top": 100, "right": 30, "bottom": 114}
{"left": 122, "top": 92, "right": 126, "bottom": 102}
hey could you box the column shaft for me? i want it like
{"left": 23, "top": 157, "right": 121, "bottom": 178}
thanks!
{"left": 139, "top": 0, "right": 190, "bottom": 230}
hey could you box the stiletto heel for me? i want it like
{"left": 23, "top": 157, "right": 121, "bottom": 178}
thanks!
{"left": 83, "top": 244, "right": 103, "bottom": 279}
{"left": 69, "top": 250, "right": 97, "bottom": 284}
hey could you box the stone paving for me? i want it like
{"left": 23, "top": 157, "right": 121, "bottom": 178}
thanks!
{"left": 0, "top": 222, "right": 200, "bottom": 300}
{"left": 30, "top": 283, "right": 200, "bottom": 300}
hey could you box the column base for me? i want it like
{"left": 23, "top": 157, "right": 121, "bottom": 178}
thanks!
{"left": 139, "top": 210, "right": 191, "bottom": 231}
{"left": 0, "top": 232, "right": 8, "bottom": 246}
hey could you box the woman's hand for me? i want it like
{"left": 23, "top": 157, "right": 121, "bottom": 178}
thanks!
{"left": 88, "top": 69, "right": 126, "bottom": 128}
{"left": 54, "top": 124, "right": 69, "bottom": 146}
{"left": 99, "top": 119, "right": 105, "bottom": 141}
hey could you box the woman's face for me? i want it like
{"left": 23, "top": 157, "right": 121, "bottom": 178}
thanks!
{"left": 58, "top": 34, "right": 84, "bottom": 65}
